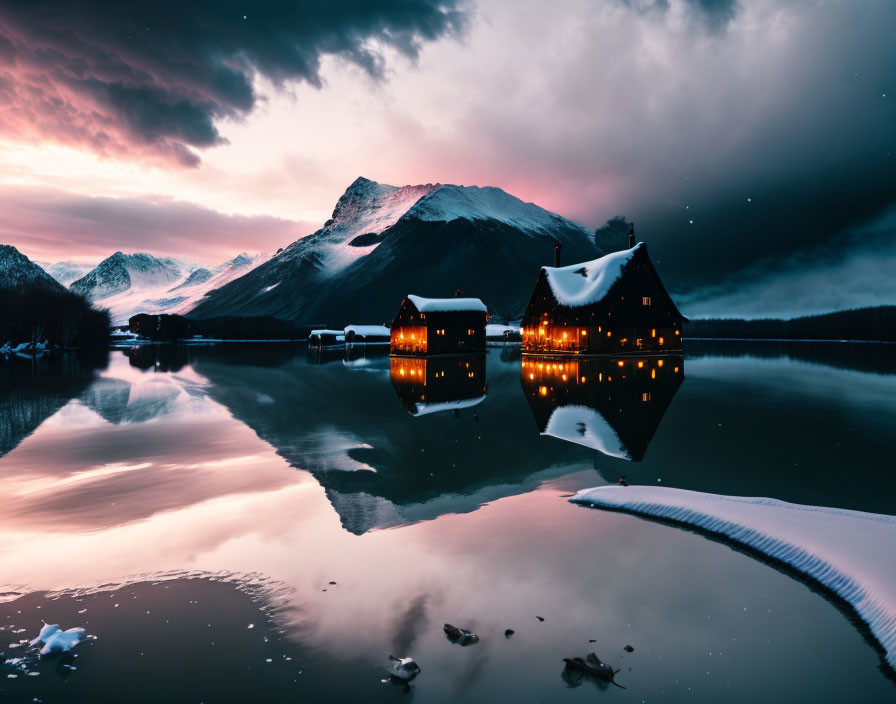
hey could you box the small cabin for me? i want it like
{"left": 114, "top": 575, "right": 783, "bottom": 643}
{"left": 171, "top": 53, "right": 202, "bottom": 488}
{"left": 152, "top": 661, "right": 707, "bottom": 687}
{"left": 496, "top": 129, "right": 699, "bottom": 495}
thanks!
{"left": 308, "top": 329, "right": 345, "bottom": 348}
{"left": 520, "top": 243, "right": 683, "bottom": 355}
{"left": 390, "top": 295, "right": 488, "bottom": 356}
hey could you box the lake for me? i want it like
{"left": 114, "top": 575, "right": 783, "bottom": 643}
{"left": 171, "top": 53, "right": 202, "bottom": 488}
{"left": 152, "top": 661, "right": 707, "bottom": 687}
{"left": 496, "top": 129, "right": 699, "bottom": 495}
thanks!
{"left": 1, "top": 341, "right": 895, "bottom": 702}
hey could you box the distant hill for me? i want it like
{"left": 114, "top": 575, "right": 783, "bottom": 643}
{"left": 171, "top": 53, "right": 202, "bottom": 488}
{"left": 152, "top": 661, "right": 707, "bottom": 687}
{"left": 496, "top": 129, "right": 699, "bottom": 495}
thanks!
{"left": 70, "top": 251, "right": 268, "bottom": 325}
{"left": 189, "top": 177, "right": 612, "bottom": 326}
{"left": 684, "top": 306, "right": 896, "bottom": 342}
{"left": 0, "top": 244, "right": 110, "bottom": 348}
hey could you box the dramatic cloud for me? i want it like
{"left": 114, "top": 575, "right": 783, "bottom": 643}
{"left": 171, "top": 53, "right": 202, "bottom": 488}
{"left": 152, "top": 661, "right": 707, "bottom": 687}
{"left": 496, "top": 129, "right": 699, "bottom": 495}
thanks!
{"left": 0, "top": 186, "right": 308, "bottom": 263}
{"left": 678, "top": 207, "right": 896, "bottom": 318}
{"left": 0, "top": 0, "right": 466, "bottom": 165}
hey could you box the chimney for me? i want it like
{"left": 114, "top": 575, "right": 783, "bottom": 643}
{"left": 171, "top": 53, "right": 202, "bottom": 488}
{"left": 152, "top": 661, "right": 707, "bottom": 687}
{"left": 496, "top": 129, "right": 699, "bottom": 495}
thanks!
{"left": 554, "top": 243, "right": 562, "bottom": 267}
{"left": 628, "top": 223, "right": 636, "bottom": 249}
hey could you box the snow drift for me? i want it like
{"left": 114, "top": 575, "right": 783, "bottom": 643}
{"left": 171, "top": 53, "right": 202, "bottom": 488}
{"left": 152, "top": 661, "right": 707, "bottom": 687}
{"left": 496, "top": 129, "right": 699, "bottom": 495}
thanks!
{"left": 571, "top": 485, "right": 896, "bottom": 671}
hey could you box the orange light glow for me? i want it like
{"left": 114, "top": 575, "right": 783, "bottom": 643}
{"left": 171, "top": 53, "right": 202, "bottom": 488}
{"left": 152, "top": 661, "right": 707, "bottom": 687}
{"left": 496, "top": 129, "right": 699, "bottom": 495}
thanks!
{"left": 658, "top": 359, "right": 664, "bottom": 367}
{"left": 659, "top": 337, "right": 664, "bottom": 345}
{"left": 637, "top": 361, "right": 644, "bottom": 368}
{"left": 539, "top": 386, "right": 548, "bottom": 396}
{"left": 617, "top": 361, "right": 624, "bottom": 367}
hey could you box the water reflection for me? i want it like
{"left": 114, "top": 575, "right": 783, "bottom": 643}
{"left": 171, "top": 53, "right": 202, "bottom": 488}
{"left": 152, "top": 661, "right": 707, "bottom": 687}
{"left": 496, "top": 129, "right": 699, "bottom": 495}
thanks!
{"left": 520, "top": 354, "right": 684, "bottom": 461}
{"left": 390, "top": 354, "right": 487, "bottom": 416}
{"left": 0, "top": 350, "right": 107, "bottom": 458}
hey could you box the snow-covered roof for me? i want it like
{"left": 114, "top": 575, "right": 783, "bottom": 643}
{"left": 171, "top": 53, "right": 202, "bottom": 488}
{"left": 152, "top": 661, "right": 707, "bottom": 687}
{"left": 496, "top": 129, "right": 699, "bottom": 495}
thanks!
{"left": 542, "top": 243, "right": 642, "bottom": 308}
{"left": 310, "top": 329, "right": 345, "bottom": 336}
{"left": 572, "top": 485, "right": 896, "bottom": 671}
{"left": 542, "top": 405, "right": 630, "bottom": 459}
{"left": 412, "top": 394, "right": 486, "bottom": 416}
{"left": 344, "top": 325, "right": 390, "bottom": 337}
{"left": 407, "top": 294, "right": 487, "bottom": 314}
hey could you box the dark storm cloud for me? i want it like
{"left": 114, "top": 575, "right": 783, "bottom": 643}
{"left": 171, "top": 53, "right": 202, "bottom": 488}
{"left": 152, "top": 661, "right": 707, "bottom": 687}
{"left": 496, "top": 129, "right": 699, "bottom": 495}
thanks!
{"left": 0, "top": 0, "right": 467, "bottom": 165}
{"left": 0, "top": 185, "right": 308, "bottom": 262}
{"left": 444, "top": 0, "right": 896, "bottom": 301}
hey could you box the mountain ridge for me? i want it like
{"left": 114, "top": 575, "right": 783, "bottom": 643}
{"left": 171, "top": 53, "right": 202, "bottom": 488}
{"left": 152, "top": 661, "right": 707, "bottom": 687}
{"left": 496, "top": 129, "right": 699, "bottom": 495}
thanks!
{"left": 189, "top": 177, "right": 607, "bottom": 325}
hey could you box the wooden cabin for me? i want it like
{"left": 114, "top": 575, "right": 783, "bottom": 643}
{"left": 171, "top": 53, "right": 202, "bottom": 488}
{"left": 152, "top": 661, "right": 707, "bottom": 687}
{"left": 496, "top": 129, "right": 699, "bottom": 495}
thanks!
{"left": 520, "top": 353, "right": 683, "bottom": 461}
{"left": 390, "top": 354, "right": 487, "bottom": 416}
{"left": 520, "top": 243, "right": 683, "bottom": 355}
{"left": 390, "top": 295, "right": 488, "bottom": 356}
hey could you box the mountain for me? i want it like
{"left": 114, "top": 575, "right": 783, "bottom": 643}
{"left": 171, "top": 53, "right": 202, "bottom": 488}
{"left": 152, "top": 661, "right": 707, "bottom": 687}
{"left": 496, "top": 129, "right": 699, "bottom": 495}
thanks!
{"left": 38, "top": 261, "right": 96, "bottom": 287}
{"left": 190, "top": 177, "right": 610, "bottom": 325}
{"left": 0, "top": 245, "right": 109, "bottom": 348}
{"left": 70, "top": 252, "right": 201, "bottom": 301}
{"left": 70, "top": 251, "right": 268, "bottom": 325}
{"left": 0, "top": 244, "right": 67, "bottom": 291}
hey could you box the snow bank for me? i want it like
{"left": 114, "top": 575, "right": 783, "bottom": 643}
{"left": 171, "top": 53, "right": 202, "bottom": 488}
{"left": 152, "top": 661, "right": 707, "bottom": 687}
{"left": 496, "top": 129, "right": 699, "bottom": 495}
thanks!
{"left": 571, "top": 485, "right": 896, "bottom": 670}
{"left": 543, "top": 244, "right": 640, "bottom": 308}
{"left": 407, "top": 294, "right": 487, "bottom": 313}
{"left": 543, "top": 405, "right": 628, "bottom": 459}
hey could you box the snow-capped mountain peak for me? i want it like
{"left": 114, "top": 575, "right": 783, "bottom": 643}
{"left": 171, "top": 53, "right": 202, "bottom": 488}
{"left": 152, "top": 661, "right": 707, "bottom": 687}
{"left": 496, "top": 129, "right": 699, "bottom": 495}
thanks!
{"left": 405, "top": 184, "right": 587, "bottom": 234}
{"left": 37, "top": 261, "right": 96, "bottom": 287}
{"left": 0, "top": 245, "right": 66, "bottom": 290}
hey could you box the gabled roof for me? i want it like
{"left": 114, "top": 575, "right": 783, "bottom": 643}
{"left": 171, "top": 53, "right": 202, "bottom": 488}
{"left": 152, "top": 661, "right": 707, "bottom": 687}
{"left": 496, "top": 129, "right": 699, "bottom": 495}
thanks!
{"left": 542, "top": 243, "right": 643, "bottom": 308}
{"left": 406, "top": 294, "right": 487, "bottom": 313}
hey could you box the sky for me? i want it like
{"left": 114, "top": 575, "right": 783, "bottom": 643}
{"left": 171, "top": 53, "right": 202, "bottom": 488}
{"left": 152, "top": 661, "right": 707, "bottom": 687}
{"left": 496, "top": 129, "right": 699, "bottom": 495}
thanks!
{"left": 0, "top": 0, "right": 893, "bottom": 317}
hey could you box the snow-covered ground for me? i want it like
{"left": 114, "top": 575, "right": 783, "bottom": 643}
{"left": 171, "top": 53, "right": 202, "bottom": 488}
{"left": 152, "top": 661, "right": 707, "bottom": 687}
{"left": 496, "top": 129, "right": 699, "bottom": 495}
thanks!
{"left": 486, "top": 324, "right": 520, "bottom": 338}
{"left": 571, "top": 486, "right": 896, "bottom": 670}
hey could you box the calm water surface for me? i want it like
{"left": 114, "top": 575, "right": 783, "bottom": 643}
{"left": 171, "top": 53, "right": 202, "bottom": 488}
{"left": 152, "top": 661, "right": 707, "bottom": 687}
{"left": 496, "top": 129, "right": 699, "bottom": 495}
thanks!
{"left": 1, "top": 341, "right": 895, "bottom": 703}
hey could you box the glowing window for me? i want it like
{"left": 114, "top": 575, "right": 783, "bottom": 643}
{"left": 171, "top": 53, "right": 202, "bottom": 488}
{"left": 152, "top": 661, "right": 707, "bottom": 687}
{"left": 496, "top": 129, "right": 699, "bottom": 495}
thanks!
{"left": 642, "top": 297, "right": 652, "bottom": 305}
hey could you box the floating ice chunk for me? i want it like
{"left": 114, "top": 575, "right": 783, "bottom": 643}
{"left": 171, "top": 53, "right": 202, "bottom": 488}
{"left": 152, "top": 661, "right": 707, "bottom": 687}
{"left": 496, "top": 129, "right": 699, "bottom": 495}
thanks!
{"left": 571, "top": 485, "right": 896, "bottom": 671}
{"left": 40, "top": 626, "right": 87, "bottom": 655}
{"left": 29, "top": 623, "right": 59, "bottom": 647}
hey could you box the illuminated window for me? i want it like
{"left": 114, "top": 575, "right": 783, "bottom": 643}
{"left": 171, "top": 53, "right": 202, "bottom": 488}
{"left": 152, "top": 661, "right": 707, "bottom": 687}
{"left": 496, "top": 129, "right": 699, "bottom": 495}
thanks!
{"left": 658, "top": 337, "right": 664, "bottom": 345}
{"left": 637, "top": 361, "right": 644, "bottom": 368}
{"left": 657, "top": 359, "right": 664, "bottom": 367}
{"left": 642, "top": 297, "right": 652, "bottom": 305}
{"left": 642, "top": 392, "right": 651, "bottom": 402}
{"left": 651, "top": 328, "right": 656, "bottom": 337}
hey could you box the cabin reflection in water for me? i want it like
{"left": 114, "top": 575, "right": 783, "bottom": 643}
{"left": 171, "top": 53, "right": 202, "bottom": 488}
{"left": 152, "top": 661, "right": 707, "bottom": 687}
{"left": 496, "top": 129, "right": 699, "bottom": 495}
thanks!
{"left": 520, "top": 354, "right": 683, "bottom": 461}
{"left": 390, "top": 355, "right": 487, "bottom": 416}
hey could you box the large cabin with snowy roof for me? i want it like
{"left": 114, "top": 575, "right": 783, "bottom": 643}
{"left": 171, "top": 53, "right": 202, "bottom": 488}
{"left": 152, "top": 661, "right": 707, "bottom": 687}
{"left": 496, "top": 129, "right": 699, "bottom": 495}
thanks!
{"left": 520, "top": 243, "right": 683, "bottom": 355}
{"left": 390, "top": 294, "right": 488, "bottom": 356}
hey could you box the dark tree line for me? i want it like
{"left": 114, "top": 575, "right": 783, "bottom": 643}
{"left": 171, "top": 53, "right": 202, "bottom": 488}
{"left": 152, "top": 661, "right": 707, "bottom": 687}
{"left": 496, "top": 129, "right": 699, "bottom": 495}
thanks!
{"left": 0, "top": 283, "right": 110, "bottom": 348}
{"left": 684, "top": 306, "right": 896, "bottom": 342}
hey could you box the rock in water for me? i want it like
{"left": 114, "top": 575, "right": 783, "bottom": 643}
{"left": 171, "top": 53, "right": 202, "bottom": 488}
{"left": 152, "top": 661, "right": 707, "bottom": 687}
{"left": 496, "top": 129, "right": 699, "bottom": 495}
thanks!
{"left": 443, "top": 623, "right": 479, "bottom": 645}
{"left": 388, "top": 655, "right": 421, "bottom": 682}
{"left": 504, "top": 629, "right": 515, "bottom": 639}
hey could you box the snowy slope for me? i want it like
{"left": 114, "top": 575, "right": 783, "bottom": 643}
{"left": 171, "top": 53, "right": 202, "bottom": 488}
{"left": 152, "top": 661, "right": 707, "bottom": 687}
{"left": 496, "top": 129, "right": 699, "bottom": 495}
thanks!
{"left": 0, "top": 245, "right": 66, "bottom": 290}
{"left": 70, "top": 252, "right": 201, "bottom": 301}
{"left": 191, "top": 177, "right": 610, "bottom": 325}
{"left": 38, "top": 261, "right": 96, "bottom": 287}
{"left": 571, "top": 486, "right": 896, "bottom": 671}
{"left": 72, "top": 252, "right": 267, "bottom": 325}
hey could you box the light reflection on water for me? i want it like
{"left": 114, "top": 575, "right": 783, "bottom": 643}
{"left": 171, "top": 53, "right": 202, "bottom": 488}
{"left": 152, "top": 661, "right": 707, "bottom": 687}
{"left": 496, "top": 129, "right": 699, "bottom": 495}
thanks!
{"left": 1, "top": 342, "right": 895, "bottom": 702}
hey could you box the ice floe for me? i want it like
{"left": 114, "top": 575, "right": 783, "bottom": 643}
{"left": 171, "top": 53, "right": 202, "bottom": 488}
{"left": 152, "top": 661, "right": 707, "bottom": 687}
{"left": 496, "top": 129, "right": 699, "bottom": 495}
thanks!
{"left": 571, "top": 485, "right": 896, "bottom": 670}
